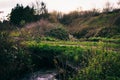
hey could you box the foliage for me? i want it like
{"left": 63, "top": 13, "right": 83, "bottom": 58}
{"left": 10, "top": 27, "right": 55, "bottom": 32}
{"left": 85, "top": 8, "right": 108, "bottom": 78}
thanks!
{"left": 114, "top": 15, "right": 120, "bottom": 28}
{"left": 0, "top": 21, "right": 15, "bottom": 31}
{"left": 18, "top": 20, "right": 56, "bottom": 41}
{"left": 88, "top": 37, "right": 120, "bottom": 43}
{"left": 26, "top": 41, "right": 120, "bottom": 80}
{"left": 96, "top": 26, "right": 120, "bottom": 37}
{"left": 0, "top": 32, "right": 32, "bottom": 80}
{"left": 1, "top": 1, "right": 120, "bottom": 80}
{"left": 28, "top": 44, "right": 64, "bottom": 70}
{"left": 10, "top": 4, "right": 35, "bottom": 26}
{"left": 46, "top": 26, "right": 69, "bottom": 40}
{"left": 27, "top": 42, "right": 92, "bottom": 71}
{"left": 73, "top": 27, "right": 88, "bottom": 38}
{"left": 72, "top": 51, "right": 120, "bottom": 80}
{"left": 10, "top": 2, "right": 50, "bottom": 27}
{"left": 1, "top": 30, "right": 120, "bottom": 79}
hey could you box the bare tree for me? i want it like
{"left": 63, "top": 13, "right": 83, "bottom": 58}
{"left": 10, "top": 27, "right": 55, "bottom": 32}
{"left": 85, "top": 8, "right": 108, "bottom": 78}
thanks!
{"left": 0, "top": 11, "right": 4, "bottom": 21}
{"left": 103, "top": 1, "right": 114, "bottom": 13}
{"left": 91, "top": 8, "right": 100, "bottom": 16}
{"left": 32, "top": 0, "right": 48, "bottom": 15}
{"left": 40, "top": 1, "right": 48, "bottom": 14}
{"left": 117, "top": 0, "right": 120, "bottom": 8}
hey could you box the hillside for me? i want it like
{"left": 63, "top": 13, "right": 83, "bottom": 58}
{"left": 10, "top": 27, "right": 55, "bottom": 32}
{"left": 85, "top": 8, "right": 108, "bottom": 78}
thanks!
{"left": 65, "top": 12, "right": 120, "bottom": 38}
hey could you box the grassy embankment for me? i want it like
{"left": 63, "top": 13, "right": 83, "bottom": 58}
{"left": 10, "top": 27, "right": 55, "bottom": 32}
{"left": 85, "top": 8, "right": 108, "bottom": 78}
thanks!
{"left": 22, "top": 40, "right": 120, "bottom": 80}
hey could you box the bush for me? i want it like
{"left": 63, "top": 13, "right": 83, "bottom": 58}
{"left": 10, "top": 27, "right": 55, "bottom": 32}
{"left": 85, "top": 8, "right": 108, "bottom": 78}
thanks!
{"left": 46, "top": 26, "right": 69, "bottom": 40}
{"left": 0, "top": 32, "right": 32, "bottom": 80}
{"left": 114, "top": 15, "right": 120, "bottom": 26}
{"left": 0, "top": 22, "right": 15, "bottom": 31}
{"left": 71, "top": 51, "right": 120, "bottom": 80}
{"left": 73, "top": 28, "right": 88, "bottom": 38}
{"left": 28, "top": 44, "right": 65, "bottom": 70}
{"left": 19, "top": 20, "right": 56, "bottom": 41}
{"left": 96, "top": 27, "right": 119, "bottom": 37}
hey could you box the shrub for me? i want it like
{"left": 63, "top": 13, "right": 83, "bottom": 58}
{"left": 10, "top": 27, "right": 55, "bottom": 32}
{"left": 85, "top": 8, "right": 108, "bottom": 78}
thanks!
{"left": 96, "top": 27, "right": 117, "bottom": 37}
{"left": 46, "top": 26, "right": 69, "bottom": 40}
{"left": 73, "top": 28, "right": 88, "bottom": 38}
{"left": 0, "top": 22, "right": 15, "bottom": 31}
{"left": 71, "top": 51, "right": 120, "bottom": 80}
{"left": 0, "top": 32, "right": 32, "bottom": 80}
{"left": 28, "top": 44, "right": 65, "bottom": 70}
{"left": 19, "top": 20, "right": 56, "bottom": 41}
{"left": 114, "top": 15, "right": 120, "bottom": 26}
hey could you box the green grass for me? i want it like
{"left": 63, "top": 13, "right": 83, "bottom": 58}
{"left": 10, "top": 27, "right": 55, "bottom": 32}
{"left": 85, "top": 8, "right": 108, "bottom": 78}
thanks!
{"left": 24, "top": 40, "right": 120, "bottom": 80}
{"left": 88, "top": 37, "right": 120, "bottom": 43}
{"left": 22, "top": 40, "right": 120, "bottom": 52}
{"left": 1, "top": 34, "right": 120, "bottom": 80}
{"left": 1, "top": 30, "right": 120, "bottom": 80}
{"left": 71, "top": 50, "right": 120, "bottom": 80}
{"left": 23, "top": 40, "right": 120, "bottom": 66}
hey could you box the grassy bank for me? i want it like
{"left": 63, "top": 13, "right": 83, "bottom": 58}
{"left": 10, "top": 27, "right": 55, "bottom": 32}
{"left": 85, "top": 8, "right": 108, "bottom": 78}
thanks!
{"left": 0, "top": 33, "right": 120, "bottom": 80}
{"left": 24, "top": 41, "right": 120, "bottom": 80}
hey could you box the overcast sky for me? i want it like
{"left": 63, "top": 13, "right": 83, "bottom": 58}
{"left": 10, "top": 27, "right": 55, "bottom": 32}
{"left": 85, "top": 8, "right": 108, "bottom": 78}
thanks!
{"left": 0, "top": 0, "right": 119, "bottom": 19}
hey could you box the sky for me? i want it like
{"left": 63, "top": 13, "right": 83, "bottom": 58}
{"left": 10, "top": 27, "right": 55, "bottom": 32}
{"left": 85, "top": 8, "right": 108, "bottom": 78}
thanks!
{"left": 0, "top": 0, "right": 119, "bottom": 20}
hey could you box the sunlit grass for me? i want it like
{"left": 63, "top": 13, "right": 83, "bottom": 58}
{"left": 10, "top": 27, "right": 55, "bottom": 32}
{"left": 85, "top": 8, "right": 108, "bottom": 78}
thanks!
{"left": 21, "top": 39, "right": 120, "bottom": 53}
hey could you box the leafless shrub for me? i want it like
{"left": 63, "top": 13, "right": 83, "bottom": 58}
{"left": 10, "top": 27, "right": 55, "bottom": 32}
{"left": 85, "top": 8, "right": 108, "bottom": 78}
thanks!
{"left": 19, "top": 19, "right": 59, "bottom": 40}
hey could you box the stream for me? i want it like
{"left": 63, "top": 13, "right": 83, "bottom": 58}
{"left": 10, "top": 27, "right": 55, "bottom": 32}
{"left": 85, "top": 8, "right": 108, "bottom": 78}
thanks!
{"left": 21, "top": 69, "right": 58, "bottom": 80}
{"left": 20, "top": 54, "right": 79, "bottom": 80}
{"left": 20, "top": 61, "right": 79, "bottom": 80}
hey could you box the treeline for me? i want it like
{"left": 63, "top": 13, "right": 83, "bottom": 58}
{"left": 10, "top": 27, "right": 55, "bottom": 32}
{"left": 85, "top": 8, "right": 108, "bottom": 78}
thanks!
{"left": 59, "top": 1, "right": 120, "bottom": 25}
{"left": 2, "top": 1, "right": 120, "bottom": 26}
{"left": 0, "top": 2, "right": 120, "bottom": 27}
{"left": 9, "top": 2, "right": 49, "bottom": 27}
